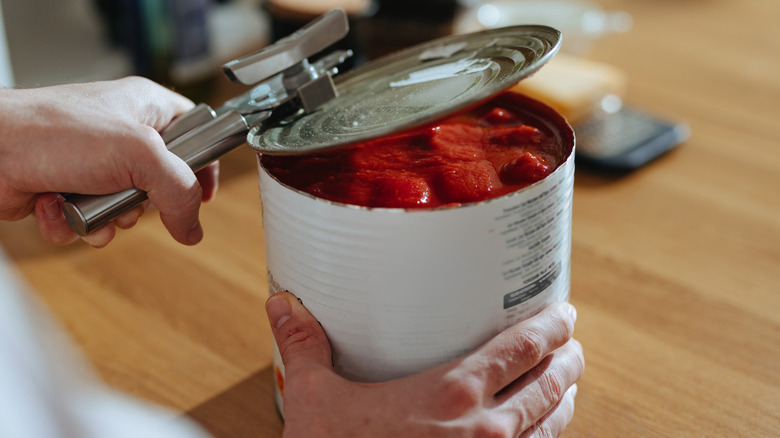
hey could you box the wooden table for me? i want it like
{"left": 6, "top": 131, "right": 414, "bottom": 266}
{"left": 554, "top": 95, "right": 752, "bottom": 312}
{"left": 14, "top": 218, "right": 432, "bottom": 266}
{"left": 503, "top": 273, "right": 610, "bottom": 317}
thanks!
{"left": 1, "top": 0, "right": 778, "bottom": 436}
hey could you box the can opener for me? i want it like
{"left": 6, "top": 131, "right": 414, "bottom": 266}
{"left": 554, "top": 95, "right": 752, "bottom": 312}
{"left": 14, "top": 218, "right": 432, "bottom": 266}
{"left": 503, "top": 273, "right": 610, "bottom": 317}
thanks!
{"left": 62, "top": 9, "right": 352, "bottom": 236}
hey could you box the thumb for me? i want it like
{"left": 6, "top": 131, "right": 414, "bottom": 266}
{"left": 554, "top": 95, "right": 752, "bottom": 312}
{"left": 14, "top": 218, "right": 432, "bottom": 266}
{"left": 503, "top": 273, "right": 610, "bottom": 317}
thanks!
{"left": 265, "top": 292, "right": 332, "bottom": 371}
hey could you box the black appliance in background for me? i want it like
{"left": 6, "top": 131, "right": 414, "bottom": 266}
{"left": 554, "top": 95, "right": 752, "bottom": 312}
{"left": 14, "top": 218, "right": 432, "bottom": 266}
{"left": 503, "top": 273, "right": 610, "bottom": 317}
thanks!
{"left": 264, "top": 0, "right": 461, "bottom": 68}
{"left": 92, "top": 0, "right": 212, "bottom": 96}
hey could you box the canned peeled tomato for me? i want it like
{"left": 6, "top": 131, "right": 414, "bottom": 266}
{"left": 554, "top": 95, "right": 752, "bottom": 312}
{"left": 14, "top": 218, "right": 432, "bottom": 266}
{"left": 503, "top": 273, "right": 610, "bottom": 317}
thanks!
{"left": 261, "top": 92, "right": 571, "bottom": 209}
{"left": 258, "top": 91, "right": 575, "bottom": 415}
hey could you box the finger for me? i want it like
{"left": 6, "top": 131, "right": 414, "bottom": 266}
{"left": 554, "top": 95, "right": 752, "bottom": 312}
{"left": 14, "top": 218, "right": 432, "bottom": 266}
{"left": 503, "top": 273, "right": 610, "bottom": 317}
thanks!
{"left": 33, "top": 193, "right": 79, "bottom": 246}
{"left": 117, "top": 76, "right": 195, "bottom": 131}
{"left": 518, "top": 384, "right": 578, "bottom": 438}
{"left": 266, "top": 292, "right": 333, "bottom": 372}
{"left": 150, "top": 160, "right": 203, "bottom": 245}
{"left": 466, "top": 302, "right": 577, "bottom": 395}
{"left": 114, "top": 204, "right": 146, "bottom": 230}
{"left": 34, "top": 193, "right": 120, "bottom": 248}
{"left": 81, "top": 223, "right": 117, "bottom": 248}
{"left": 125, "top": 126, "right": 204, "bottom": 245}
{"left": 497, "top": 339, "right": 584, "bottom": 431}
{"left": 196, "top": 161, "right": 220, "bottom": 202}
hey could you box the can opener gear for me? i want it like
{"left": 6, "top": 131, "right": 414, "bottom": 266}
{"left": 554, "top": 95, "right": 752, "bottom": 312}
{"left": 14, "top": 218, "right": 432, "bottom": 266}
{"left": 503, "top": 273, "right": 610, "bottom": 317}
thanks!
{"left": 62, "top": 9, "right": 352, "bottom": 236}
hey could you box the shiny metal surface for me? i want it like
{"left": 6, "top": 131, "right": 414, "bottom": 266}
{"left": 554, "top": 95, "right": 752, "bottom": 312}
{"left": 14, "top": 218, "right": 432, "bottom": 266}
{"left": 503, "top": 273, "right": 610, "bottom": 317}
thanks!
{"left": 222, "top": 9, "right": 349, "bottom": 85}
{"left": 60, "top": 15, "right": 560, "bottom": 236}
{"left": 63, "top": 103, "right": 219, "bottom": 236}
{"left": 248, "top": 25, "right": 561, "bottom": 154}
{"left": 61, "top": 11, "right": 352, "bottom": 236}
{"left": 63, "top": 110, "right": 248, "bottom": 236}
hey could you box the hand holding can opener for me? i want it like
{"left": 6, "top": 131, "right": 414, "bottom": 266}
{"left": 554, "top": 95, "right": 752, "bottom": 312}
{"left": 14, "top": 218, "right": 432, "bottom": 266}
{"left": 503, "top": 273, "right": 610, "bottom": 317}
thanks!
{"left": 62, "top": 9, "right": 351, "bottom": 236}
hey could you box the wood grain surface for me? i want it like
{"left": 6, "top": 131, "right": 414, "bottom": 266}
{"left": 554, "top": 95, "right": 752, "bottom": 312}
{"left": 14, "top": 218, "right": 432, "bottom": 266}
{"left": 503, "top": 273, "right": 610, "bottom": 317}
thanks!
{"left": 1, "top": 0, "right": 778, "bottom": 436}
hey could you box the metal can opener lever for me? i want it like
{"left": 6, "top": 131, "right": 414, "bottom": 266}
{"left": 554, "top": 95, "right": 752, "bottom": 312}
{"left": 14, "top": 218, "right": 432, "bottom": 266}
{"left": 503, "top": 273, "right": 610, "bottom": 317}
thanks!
{"left": 62, "top": 9, "right": 351, "bottom": 236}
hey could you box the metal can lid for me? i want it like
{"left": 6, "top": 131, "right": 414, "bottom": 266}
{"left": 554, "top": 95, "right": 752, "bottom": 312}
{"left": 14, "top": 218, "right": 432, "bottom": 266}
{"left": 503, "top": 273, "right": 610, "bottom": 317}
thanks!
{"left": 248, "top": 25, "right": 561, "bottom": 154}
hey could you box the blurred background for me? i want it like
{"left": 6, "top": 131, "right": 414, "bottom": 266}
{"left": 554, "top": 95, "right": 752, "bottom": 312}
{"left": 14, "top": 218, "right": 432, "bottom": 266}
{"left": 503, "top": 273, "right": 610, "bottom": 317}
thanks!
{"left": 1, "top": 2, "right": 778, "bottom": 436}
{"left": 0, "top": 0, "right": 270, "bottom": 99}
{"left": 0, "top": 0, "right": 631, "bottom": 103}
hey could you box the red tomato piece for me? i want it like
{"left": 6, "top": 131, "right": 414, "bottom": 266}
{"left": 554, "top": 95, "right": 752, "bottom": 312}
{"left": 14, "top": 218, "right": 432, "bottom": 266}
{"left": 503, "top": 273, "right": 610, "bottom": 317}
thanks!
{"left": 372, "top": 174, "right": 433, "bottom": 208}
{"left": 480, "top": 107, "right": 521, "bottom": 126}
{"left": 427, "top": 123, "right": 486, "bottom": 162}
{"left": 261, "top": 92, "right": 565, "bottom": 209}
{"left": 435, "top": 160, "right": 500, "bottom": 203}
{"left": 350, "top": 134, "right": 426, "bottom": 171}
{"left": 499, "top": 152, "right": 552, "bottom": 184}
{"left": 307, "top": 174, "right": 372, "bottom": 207}
{"left": 484, "top": 125, "right": 543, "bottom": 147}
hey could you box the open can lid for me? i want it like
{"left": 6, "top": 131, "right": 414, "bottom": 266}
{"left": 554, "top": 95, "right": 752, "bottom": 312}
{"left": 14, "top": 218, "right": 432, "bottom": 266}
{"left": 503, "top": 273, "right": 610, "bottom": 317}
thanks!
{"left": 247, "top": 25, "right": 561, "bottom": 154}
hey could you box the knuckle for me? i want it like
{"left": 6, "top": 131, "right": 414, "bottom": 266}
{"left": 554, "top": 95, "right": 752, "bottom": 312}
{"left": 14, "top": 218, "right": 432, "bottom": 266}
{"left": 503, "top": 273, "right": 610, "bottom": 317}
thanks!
{"left": 120, "top": 75, "right": 156, "bottom": 93}
{"left": 277, "top": 323, "right": 325, "bottom": 365}
{"left": 528, "top": 394, "right": 575, "bottom": 438}
{"left": 124, "top": 125, "right": 166, "bottom": 169}
{"left": 119, "top": 75, "right": 146, "bottom": 85}
{"left": 135, "top": 125, "right": 166, "bottom": 151}
{"left": 128, "top": 126, "right": 201, "bottom": 211}
{"left": 174, "top": 179, "right": 203, "bottom": 211}
{"left": 559, "top": 308, "right": 576, "bottom": 338}
{"left": 435, "top": 374, "right": 485, "bottom": 417}
{"left": 278, "top": 326, "right": 316, "bottom": 358}
{"left": 530, "top": 421, "right": 557, "bottom": 438}
{"left": 516, "top": 328, "right": 547, "bottom": 364}
{"left": 117, "top": 77, "right": 174, "bottom": 128}
{"left": 472, "top": 418, "right": 513, "bottom": 438}
{"left": 537, "top": 370, "right": 566, "bottom": 406}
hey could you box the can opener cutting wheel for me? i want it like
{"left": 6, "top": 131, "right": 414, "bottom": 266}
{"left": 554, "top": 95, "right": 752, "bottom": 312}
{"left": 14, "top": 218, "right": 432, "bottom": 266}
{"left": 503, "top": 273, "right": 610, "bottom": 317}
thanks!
{"left": 62, "top": 9, "right": 352, "bottom": 236}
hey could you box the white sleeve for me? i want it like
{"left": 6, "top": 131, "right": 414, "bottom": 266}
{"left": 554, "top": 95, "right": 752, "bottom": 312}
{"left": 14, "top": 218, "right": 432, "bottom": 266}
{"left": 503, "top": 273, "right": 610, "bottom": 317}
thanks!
{"left": 0, "top": 249, "right": 212, "bottom": 438}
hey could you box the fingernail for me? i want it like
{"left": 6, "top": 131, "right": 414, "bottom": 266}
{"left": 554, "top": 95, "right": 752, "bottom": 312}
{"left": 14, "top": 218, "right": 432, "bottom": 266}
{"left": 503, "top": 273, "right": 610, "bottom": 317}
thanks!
{"left": 186, "top": 222, "right": 203, "bottom": 245}
{"left": 266, "top": 294, "right": 292, "bottom": 329}
{"left": 44, "top": 198, "right": 61, "bottom": 221}
{"left": 82, "top": 234, "right": 109, "bottom": 249}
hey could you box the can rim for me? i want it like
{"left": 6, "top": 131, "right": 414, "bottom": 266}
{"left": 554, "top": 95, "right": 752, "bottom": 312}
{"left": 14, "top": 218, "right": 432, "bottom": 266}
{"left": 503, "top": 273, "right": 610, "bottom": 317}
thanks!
{"left": 258, "top": 91, "right": 574, "bottom": 212}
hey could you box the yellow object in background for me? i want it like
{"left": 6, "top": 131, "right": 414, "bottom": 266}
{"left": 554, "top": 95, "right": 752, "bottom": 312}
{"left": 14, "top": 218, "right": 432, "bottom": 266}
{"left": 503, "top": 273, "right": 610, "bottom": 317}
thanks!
{"left": 266, "top": 0, "right": 374, "bottom": 19}
{"left": 510, "top": 53, "right": 628, "bottom": 124}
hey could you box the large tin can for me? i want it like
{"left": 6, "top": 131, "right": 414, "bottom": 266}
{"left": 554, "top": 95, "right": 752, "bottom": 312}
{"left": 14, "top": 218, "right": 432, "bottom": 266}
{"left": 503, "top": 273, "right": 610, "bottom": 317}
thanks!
{"left": 258, "top": 91, "right": 574, "bottom": 415}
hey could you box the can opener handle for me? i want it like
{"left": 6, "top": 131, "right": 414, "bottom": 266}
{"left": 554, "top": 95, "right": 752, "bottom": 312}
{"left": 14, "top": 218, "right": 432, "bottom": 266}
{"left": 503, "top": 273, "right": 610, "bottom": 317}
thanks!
{"left": 61, "top": 9, "right": 350, "bottom": 236}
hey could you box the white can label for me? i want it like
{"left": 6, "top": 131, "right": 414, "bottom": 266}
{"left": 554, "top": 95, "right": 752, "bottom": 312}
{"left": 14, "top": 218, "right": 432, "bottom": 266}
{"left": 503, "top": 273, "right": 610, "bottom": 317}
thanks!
{"left": 261, "top": 152, "right": 573, "bottom": 412}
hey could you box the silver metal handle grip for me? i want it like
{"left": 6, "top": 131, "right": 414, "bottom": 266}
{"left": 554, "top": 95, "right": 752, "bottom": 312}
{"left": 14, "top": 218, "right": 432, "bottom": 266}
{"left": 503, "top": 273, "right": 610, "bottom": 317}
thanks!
{"left": 160, "top": 103, "right": 218, "bottom": 142}
{"left": 62, "top": 107, "right": 248, "bottom": 236}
